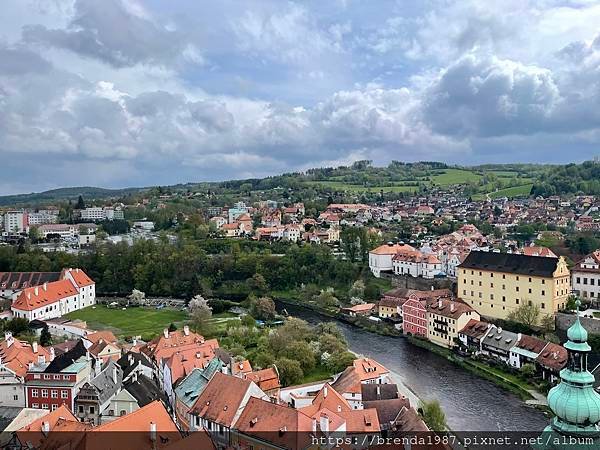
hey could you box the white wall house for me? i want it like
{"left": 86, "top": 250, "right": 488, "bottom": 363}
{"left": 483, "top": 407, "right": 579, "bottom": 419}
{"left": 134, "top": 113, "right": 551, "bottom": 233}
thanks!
{"left": 368, "top": 243, "right": 417, "bottom": 277}
{"left": 572, "top": 251, "right": 600, "bottom": 304}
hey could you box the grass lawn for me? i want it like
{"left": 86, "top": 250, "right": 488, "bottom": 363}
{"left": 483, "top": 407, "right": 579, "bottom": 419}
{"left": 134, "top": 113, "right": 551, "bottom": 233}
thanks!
{"left": 431, "top": 168, "right": 481, "bottom": 185}
{"left": 304, "top": 181, "right": 417, "bottom": 193}
{"left": 65, "top": 305, "right": 189, "bottom": 340}
{"left": 474, "top": 183, "right": 534, "bottom": 200}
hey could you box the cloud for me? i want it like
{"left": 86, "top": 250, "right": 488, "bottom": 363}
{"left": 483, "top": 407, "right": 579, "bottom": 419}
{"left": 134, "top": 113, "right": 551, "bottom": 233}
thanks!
{"left": 22, "top": 0, "right": 189, "bottom": 68}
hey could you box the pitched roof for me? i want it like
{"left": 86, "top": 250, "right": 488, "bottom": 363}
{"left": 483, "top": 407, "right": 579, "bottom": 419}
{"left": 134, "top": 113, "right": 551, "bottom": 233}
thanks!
{"left": 125, "top": 374, "right": 168, "bottom": 407}
{"left": 516, "top": 334, "right": 548, "bottom": 354}
{"left": 300, "top": 383, "right": 351, "bottom": 417}
{"left": 12, "top": 279, "right": 78, "bottom": 311}
{"left": 63, "top": 268, "right": 95, "bottom": 287}
{"left": 337, "top": 408, "right": 380, "bottom": 433}
{"left": 459, "top": 251, "right": 561, "bottom": 277}
{"left": 44, "top": 340, "right": 87, "bottom": 373}
{"left": 0, "top": 337, "right": 51, "bottom": 377}
{"left": 245, "top": 367, "right": 281, "bottom": 392}
{"left": 388, "top": 406, "right": 429, "bottom": 434}
{"left": 384, "top": 287, "right": 453, "bottom": 301}
{"left": 16, "top": 404, "right": 82, "bottom": 448}
{"left": 85, "top": 330, "right": 118, "bottom": 345}
{"left": 141, "top": 329, "right": 208, "bottom": 363}
{"left": 174, "top": 358, "right": 222, "bottom": 408}
{"left": 536, "top": 342, "right": 568, "bottom": 371}
{"left": 331, "top": 365, "right": 363, "bottom": 395}
{"left": 482, "top": 327, "right": 519, "bottom": 352}
{"left": 369, "top": 243, "right": 417, "bottom": 256}
{"left": 0, "top": 272, "right": 61, "bottom": 291}
{"left": 363, "top": 398, "right": 410, "bottom": 429}
{"left": 117, "top": 351, "right": 153, "bottom": 380}
{"left": 163, "top": 431, "right": 215, "bottom": 450}
{"left": 353, "top": 357, "right": 390, "bottom": 382}
{"left": 235, "top": 397, "right": 313, "bottom": 449}
{"left": 361, "top": 383, "right": 400, "bottom": 401}
{"left": 427, "top": 298, "right": 475, "bottom": 320}
{"left": 165, "top": 340, "right": 219, "bottom": 384}
{"left": 458, "top": 319, "right": 491, "bottom": 339}
{"left": 190, "top": 372, "right": 255, "bottom": 427}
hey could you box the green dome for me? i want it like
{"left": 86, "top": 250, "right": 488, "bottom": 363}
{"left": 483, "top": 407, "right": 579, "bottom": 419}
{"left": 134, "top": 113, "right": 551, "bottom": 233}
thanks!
{"left": 548, "top": 377, "right": 600, "bottom": 427}
{"left": 567, "top": 317, "right": 588, "bottom": 343}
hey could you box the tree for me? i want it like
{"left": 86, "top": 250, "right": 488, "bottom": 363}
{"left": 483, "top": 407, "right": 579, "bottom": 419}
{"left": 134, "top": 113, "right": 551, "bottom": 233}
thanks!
{"left": 280, "top": 341, "right": 316, "bottom": 373}
{"left": 189, "top": 295, "right": 213, "bottom": 335}
{"left": 418, "top": 399, "right": 447, "bottom": 431}
{"left": 247, "top": 273, "right": 268, "bottom": 294}
{"left": 316, "top": 289, "right": 339, "bottom": 308}
{"left": 540, "top": 314, "right": 555, "bottom": 333}
{"left": 168, "top": 323, "right": 177, "bottom": 332}
{"left": 250, "top": 296, "right": 276, "bottom": 321}
{"left": 76, "top": 195, "right": 86, "bottom": 210}
{"left": 28, "top": 226, "right": 41, "bottom": 243}
{"left": 349, "top": 280, "right": 365, "bottom": 300}
{"left": 274, "top": 357, "right": 304, "bottom": 386}
{"left": 520, "top": 363, "right": 536, "bottom": 378}
{"left": 5, "top": 318, "right": 30, "bottom": 335}
{"left": 40, "top": 326, "right": 52, "bottom": 346}
{"left": 128, "top": 289, "right": 146, "bottom": 306}
{"left": 507, "top": 303, "right": 540, "bottom": 328}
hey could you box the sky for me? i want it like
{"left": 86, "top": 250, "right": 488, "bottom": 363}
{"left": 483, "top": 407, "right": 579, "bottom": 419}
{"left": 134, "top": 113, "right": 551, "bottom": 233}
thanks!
{"left": 1, "top": 0, "right": 600, "bottom": 194}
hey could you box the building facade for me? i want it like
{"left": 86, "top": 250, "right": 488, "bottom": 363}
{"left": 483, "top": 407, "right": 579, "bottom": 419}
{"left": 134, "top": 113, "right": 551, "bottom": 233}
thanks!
{"left": 571, "top": 250, "right": 600, "bottom": 306}
{"left": 458, "top": 251, "right": 570, "bottom": 322}
{"left": 427, "top": 299, "right": 480, "bottom": 349}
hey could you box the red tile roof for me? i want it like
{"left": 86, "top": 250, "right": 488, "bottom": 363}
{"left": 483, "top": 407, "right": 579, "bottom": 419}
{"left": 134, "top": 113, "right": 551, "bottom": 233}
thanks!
{"left": 0, "top": 337, "right": 51, "bottom": 377}
{"left": 370, "top": 243, "right": 417, "bottom": 256}
{"left": 16, "top": 404, "right": 81, "bottom": 448}
{"left": 300, "top": 383, "right": 351, "bottom": 418}
{"left": 12, "top": 279, "right": 78, "bottom": 311}
{"left": 64, "top": 268, "right": 95, "bottom": 287}
{"left": 245, "top": 367, "right": 281, "bottom": 392}
{"left": 535, "top": 342, "right": 568, "bottom": 371}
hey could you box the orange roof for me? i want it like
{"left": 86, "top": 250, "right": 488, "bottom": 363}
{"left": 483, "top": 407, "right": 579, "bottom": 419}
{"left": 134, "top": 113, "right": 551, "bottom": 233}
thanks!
{"left": 85, "top": 330, "right": 118, "bottom": 345}
{"left": 300, "top": 383, "right": 351, "bottom": 418}
{"left": 231, "top": 359, "right": 253, "bottom": 376}
{"left": 353, "top": 358, "right": 390, "bottom": 382}
{"left": 343, "top": 303, "right": 376, "bottom": 313}
{"left": 338, "top": 408, "right": 380, "bottom": 433}
{"left": 245, "top": 367, "right": 281, "bottom": 392}
{"left": 165, "top": 341, "right": 219, "bottom": 383}
{"left": 235, "top": 397, "right": 313, "bottom": 449}
{"left": 190, "top": 372, "right": 256, "bottom": 427}
{"left": 0, "top": 337, "right": 51, "bottom": 377}
{"left": 522, "top": 246, "right": 557, "bottom": 258}
{"left": 16, "top": 404, "right": 80, "bottom": 448}
{"left": 163, "top": 431, "right": 215, "bottom": 450}
{"left": 141, "top": 329, "right": 208, "bottom": 363}
{"left": 370, "top": 243, "right": 416, "bottom": 256}
{"left": 12, "top": 279, "right": 78, "bottom": 312}
{"left": 87, "top": 401, "right": 180, "bottom": 450}
{"left": 64, "top": 268, "right": 95, "bottom": 287}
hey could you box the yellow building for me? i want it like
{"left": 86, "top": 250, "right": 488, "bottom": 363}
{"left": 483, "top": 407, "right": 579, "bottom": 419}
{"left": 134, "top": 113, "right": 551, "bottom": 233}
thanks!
{"left": 426, "top": 299, "right": 480, "bottom": 348}
{"left": 458, "top": 251, "right": 570, "bottom": 323}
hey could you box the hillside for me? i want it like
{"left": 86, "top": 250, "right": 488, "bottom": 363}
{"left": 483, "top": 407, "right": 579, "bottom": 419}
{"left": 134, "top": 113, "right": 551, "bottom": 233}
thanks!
{"left": 0, "top": 186, "right": 145, "bottom": 207}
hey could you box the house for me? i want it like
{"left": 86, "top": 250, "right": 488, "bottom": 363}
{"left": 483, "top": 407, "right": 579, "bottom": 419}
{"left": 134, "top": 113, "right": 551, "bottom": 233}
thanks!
{"left": 117, "top": 351, "right": 153, "bottom": 382}
{"left": 458, "top": 251, "right": 571, "bottom": 321}
{"left": 74, "top": 360, "right": 122, "bottom": 425}
{"left": 331, "top": 358, "right": 391, "bottom": 409}
{"left": 368, "top": 243, "right": 417, "bottom": 277}
{"left": 571, "top": 250, "right": 600, "bottom": 305}
{"left": 509, "top": 334, "right": 548, "bottom": 369}
{"left": 360, "top": 384, "right": 400, "bottom": 402}
{"left": 85, "top": 401, "right": 181, "bottom": 450}
{"left": 521, "top": 246, "right": 557, "bottom": 258}
{"left": 535, "top": 342, "right": 568, "bottom": 383}
{"left": 10, "top": 268, "right": 96, "bottom": 321}
{"left": 480, "top": 326, "right": 519, "bottom": 364}
{"left": 174, "top": 358, "right": 223, "bottom": 431}
{"left": 458, "top": 319, "right": 491, "bottom": 353}
{"left": 427, "top": 299, "right": 480, "bottom": 349}
{"left": 24, "top": 340, "right": 92, "bottom": 411}
{"left": 401, "top": 295, "right": 428, "bottom": 338}
{"left": 392, "top": 252, "right": 443, "bottom": 279}
{"left": 189, "top": 372, "right": 268, "bottom": 449}
{"left": 121, "top": 372, "right": 168, "bottom": 414}
{"left": 341, "top": 303, "right": 376, "bottom": 317}
{"left": 245, "top": 367, "right": 281, "bottom": 399}
{"left": 378, "top": 297, "right": 403, "bottom": 319}
{"left": 0, "top": 333, "right": 51, "bottom": 407}
{"left": 233, "top": 396, "right": 313, "bottom": 450}
{"left": 278, "top": 380, "right": 329, "bottom": 409}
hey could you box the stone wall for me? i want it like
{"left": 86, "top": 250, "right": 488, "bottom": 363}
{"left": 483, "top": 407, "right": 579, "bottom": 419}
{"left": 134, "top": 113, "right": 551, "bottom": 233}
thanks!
{"left": 556, "top": 312, "right": 600, "bottom": 335}
{"left": 383, "top": 273, "right": 456, "bottom": 293}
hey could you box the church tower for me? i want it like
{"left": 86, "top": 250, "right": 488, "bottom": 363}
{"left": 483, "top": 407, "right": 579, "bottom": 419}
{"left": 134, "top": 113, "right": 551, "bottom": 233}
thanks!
{"left": 540, "top": 301, "right": 600, "bottom": 448}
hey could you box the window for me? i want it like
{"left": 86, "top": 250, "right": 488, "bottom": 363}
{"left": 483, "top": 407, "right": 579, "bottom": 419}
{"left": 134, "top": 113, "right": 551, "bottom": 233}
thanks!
{"left": 516, "top": 299, "right": 520, "bottom": 305}
{"left": 41, "top": 389, "right": 48, "bottom": 398}
{"left": 51, "top": 390, "right": 58, "bottom": 399}
{"left": 490, "top": 283, "right": 494, "bottom": 288}
{"left": 89, "top": 406, "right": 95, "bottom": 414}
{"left": 32, "top": 389, "right": 39, "bottom": 398}
{"left": 529, "top": 278, "right": 532, "bottom": 283}
{"left": 528, "top": 288, "right": 532, "bottom": 294}
{"left": 542, "top": 290, "right": 545, "bottom": 296}
{"left": 491, "top": 294, "right": 494, "bottom": 300}
{"left": 42, "top": 404, "right": 49, "bottom": 410}
{"left": 502, "top": 296, "right": 506, "bottom": 302}
{"left": 13, "top": 394, "right": 19, "bottom": 401}
{"left": 61, "top": 390, "right": 68, "bottom": 399}
{"left": 51, "top": 404, "right": 58, "bottom": 411}
{"left": 32, "top": 403, "right": 39, "bottom": 408}
{"left": 577, "top": 277, "right": 581, "bottom": 284}
{"left": 120, "top": 410, "right": 127, "bottom": 416}
{"left": 541, "top": 303, "right": 545, "bottom": 309}
{"left": 53, "top": 375, "right": 60, "bottom": 380}
{"left": 516, "top": 287, "right": 520, "bottom": 292}
{"left": 43, "top": 374, "right": 50, "bottom": 380}
{"left": 78, "top": 405, "right": 84, "bottom": 414}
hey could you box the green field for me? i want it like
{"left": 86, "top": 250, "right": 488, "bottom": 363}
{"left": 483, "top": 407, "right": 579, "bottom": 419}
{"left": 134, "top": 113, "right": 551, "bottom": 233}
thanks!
{"left": 430, "top": 168, "right": 482, "bottom": 185}
{"left": 473, "top": 184, "right": 534, "bottom": 200}
{"left": 65, "top": 305, "right": 189, "bottom": 339}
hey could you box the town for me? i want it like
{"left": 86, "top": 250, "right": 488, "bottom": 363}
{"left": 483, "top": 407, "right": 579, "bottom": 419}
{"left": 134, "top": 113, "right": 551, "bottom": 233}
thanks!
{"left": 0, "top": 161, "right": 600, "bottom": 448}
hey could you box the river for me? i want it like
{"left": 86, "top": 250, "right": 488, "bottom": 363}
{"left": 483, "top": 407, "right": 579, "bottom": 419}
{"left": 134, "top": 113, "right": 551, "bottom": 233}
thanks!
{"left": 277, "top": 302, "right": 549, "bottom": 432}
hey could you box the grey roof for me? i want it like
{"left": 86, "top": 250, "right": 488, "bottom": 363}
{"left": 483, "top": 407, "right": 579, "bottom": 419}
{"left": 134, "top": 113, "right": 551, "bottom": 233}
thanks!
{"left": 459, "top": 251, "right": 559, "bottom": 277}
{"left": 90, "top": 360, "right": 122, "bottom": 404}
{"left": 361, "top": 384, "right": 400, "bottom": 402}
{"left": 0, "top": 272, "right": 61, "bottom": 290}
{"left": 482, "top": 328, "right": 519, "bottom": 352}
{"left": 174, "top": 357, "right": 223, "bottom": 408}
{"left": 117, "top": 351, "right": 152, "bottom": 380}
{"left": 124, "top": 374, "right": 167, "bottom": 407}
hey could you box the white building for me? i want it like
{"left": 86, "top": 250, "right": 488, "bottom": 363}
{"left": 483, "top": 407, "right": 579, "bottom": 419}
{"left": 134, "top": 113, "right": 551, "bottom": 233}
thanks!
{"left": 27, "top": 212, "right": 58, "bottom": 226}
{"left": 11, "top": 269, "right": 96, "bottom": 321}
{"left": 368, "top": 243, "right": 417, "bottom": 277}
{"left": 3, "top": 211, "right": 27, "bottom": 233}
{"left": 392, "top": 253, "right": 443, "bottom": 278}
{"left": 572, "top": 250, "right": 600, "bottom": 304}
{"left": 80, "top": 207, "right": 123, "bottom": 222}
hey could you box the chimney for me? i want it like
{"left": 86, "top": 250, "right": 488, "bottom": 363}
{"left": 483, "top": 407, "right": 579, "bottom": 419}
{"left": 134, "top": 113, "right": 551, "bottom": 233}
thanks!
{"left": 132, "top": 371, "right": 138, "bottom": 382}
{"left": 43, "top": 282, "right": 48, "bottom": 291}
{"left": 129, "top": 353, "right": 134, "bottom": 366}
{"left": 34, "top": 286, "right": 39, "bottom": 296}
{"left": 4, "top": 331, "right": 13, "bottom": 347}
{"left": 337, "top": 405, "right": 342, "bottom": 412}
{"left": 376, "top": 385, "right": 381, "bottom": 398}
{"left": 450, "top": 303, "right": 455, "bottom": 313}
{"left": 32, "top": 342, "right": 38, "bottom": 354}
{"left": 28, "top": 362, "right": 34, "bottom": 370}
{"left": 323, "top": 386, "right": 328, "bottom": 398}
{"left": 498, "top": 327, "right": 503, "bottom": 334}
{"left": 183, "top": 325, "right": 189, "bottom": 336}
{"left": 311, "top": 417, "right": 317, "bottom": 433}
{"left": 132, "top": 338, "right": 137, "bottom": 347}
{"left": 149, "top": 422, "right": 157, "bottom": 442}
{"left": 42, "top": 421, "right": 50, "bottom": 435}
{"left": 431, "top": 286, "right": 434, "bottom": 291}
{"left": 163, "top": 329, "right": 169, "bottom": 338}
{"left": 319, "top": 414, "right": 329, "bottom": 433}
{"left": 50, "top": 347, "right": 55, "bottom": 361}
{"left": 517, "top": 333, "right": 522, "bottom": 342}
{"left": 438, "top": 299, "right": 442, "bottom": 308}
{"left": 112, "top": 366, "right": 118, "bottom": 384}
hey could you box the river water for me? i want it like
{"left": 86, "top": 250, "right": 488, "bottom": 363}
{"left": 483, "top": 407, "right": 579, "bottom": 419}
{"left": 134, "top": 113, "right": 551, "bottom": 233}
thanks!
{"left": 277, "top": 302, "right": 549, "bottom": 432}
